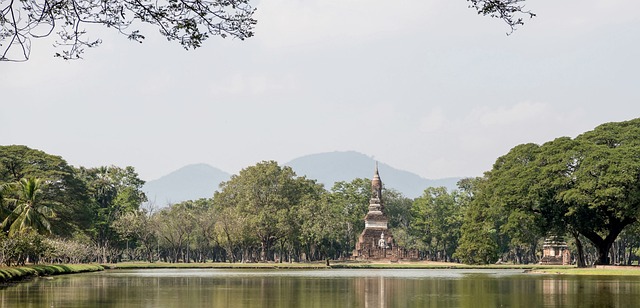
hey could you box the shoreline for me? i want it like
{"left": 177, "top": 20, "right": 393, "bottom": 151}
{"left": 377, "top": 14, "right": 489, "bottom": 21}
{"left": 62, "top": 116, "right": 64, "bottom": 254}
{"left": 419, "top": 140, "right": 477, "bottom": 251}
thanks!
{"left": 0, "top": 264, "right": 105, "bottom": 284}
{"left": 105, "top": 261, "right": 640, "bottom": 275}
{"left": 106, "top": 260, "right": 574, "bottom": 270}
{"left": 2, "top": 261, "right": 640, "bottom": 284}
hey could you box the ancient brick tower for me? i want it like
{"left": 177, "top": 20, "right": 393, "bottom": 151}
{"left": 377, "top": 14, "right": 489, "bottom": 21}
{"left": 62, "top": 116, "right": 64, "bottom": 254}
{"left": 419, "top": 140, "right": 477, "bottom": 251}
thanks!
{"left": 354, "top": 163, "right": 395, "bottom": 260}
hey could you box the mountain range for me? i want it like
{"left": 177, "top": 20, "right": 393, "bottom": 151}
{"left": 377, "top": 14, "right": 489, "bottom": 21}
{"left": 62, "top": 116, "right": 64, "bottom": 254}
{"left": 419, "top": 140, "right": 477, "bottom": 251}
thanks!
{"left": 142, "top": 151, "right": 462, "bottom": 207}
{"left": 143, "top": 163, "right": 231, "bottom": 207}
{"left": 285, "top": 151, "right": 461, "bottom": 197}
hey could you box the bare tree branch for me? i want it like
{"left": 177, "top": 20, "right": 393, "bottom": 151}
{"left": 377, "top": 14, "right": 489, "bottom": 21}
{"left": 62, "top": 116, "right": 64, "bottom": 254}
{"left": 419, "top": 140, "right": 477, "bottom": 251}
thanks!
{"left": 467, "top": 0, "right": 535, "bottom": 35}
{"left": 1, "top": 0, "right": 256, "bottom": 61}
{"left": 1, "top": 0, "right": 534, "bottom": 61}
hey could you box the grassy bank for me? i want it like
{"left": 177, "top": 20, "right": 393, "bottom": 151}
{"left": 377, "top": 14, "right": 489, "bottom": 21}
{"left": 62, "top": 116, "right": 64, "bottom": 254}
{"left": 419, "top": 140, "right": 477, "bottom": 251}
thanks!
{"left": 106, "top": 262, "right": 329, "bottom": 269}
{"left": 533, "top": 266, "right": 640, "bottom": 276}
{"left": 106, "top": 261, "right": 575, "bottom": 271}
{"left": 4, "top": 262, "right": 637, "bottom": 278}
{"left": 110, "top": 261, "right": 640, "bottom": 276}
{"left": 330, "top": 262, "right": 576, "bottom": 270}
{"left": 0, "top": 264, "right": 104, "bottom": 283}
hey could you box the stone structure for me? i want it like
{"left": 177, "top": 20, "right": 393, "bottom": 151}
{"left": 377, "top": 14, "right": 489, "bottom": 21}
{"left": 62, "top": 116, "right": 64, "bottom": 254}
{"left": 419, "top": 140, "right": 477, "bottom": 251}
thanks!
{"left": 353, "top": 165, "right": 417, "bottom": 261}
{"left": 540, "top": 237, "right": 571, "bottom": 265}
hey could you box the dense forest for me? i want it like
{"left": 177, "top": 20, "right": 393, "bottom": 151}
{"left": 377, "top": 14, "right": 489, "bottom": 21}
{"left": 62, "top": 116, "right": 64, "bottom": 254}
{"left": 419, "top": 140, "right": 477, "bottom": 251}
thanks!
{"left": 1, "top": 118, "right": 640, "bottom": 267}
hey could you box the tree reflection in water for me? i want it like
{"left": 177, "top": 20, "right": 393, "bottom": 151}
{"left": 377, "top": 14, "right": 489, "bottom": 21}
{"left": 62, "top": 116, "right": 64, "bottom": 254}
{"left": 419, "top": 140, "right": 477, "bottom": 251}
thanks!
{"left": 1, "top": 269, "right": 639, "bottom": 307}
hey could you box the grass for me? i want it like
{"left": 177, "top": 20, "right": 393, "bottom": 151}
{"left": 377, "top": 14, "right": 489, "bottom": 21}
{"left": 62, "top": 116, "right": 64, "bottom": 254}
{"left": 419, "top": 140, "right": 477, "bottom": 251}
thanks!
{"left": 107, "top": 260, "right": 578, "bottom": 271}
{"left": 1, "top": 261, "right": 638, "bottom": 281}
{"left": 105, "top": 261, "right": 330, "bottom": 269}
{"left": 533, "top": 267, "right": 640, "bottom": 276}
{"left": 329, "top": 261, "right": 576, "bottom": 270}
{"left": 111, "top": 261, "right": 640, "bottom": 276}
{"left": 0, "top": 264, "right": 104, "bottom": 283}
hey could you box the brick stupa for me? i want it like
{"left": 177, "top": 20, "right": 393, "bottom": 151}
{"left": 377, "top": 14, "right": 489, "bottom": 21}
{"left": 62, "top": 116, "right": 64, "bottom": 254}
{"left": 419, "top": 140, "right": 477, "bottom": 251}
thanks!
{"left": 354, "top": 164, "right": 395, "bottom": 260}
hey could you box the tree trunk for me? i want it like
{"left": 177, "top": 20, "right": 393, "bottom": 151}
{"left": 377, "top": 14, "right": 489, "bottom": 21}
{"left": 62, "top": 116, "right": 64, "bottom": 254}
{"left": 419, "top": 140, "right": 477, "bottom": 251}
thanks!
{"left": 596, "top": 244, "right": 611, "bottom": 265}
{"left": 581, "top": 218, "right": 634, "bottom": 266}
{"left": 572, "top": 232, "right": 587, "bottom": 268}
{"left": 102, "top": 244, "right": 108, "bottom": 264}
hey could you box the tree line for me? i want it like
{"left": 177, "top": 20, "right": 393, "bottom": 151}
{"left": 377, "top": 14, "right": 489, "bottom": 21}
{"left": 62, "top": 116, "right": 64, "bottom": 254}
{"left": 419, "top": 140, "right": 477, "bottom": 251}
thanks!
{"left": 1, "top": 118, "right": 640, "bottom": 266}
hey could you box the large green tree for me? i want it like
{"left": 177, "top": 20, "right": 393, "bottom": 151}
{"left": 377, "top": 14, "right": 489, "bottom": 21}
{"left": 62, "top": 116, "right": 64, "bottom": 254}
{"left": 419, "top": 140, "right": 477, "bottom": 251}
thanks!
{"left": 78, "top": 165, "right": 147, "bottom": 263}
{"left": 559, "top": 120, "right": 640, "bottom": 264}
{"left": 484, "top": 118, "right": 640, "bottom": 265}
{"left": 454, "top": 177, "right": 501, "bottom": 264}
{"left": 329, "top": 178, "right": 371, "bottom": 252}
{"left": 410, "top": 187, "right": 464, "bottom": 262}
{"left": 213, "top": 161, "right": 323, "bottom": 262}
{"left": 0, "top": 145, "right": 90, "bottom": 236}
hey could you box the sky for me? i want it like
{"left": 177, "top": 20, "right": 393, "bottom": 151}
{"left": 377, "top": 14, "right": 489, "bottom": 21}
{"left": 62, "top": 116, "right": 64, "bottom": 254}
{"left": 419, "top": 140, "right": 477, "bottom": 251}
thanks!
{"left": 2, "top": 0, "right": 640, "bottom": 182}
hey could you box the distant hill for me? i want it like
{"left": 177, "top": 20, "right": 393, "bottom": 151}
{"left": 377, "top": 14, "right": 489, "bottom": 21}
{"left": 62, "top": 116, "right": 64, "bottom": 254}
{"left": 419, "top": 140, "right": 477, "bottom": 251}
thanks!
{"left": 285, "top": 151, "right": 461, "bottom": 198}
{"left": 142, "top": 164, "right": 230, "bottom": 207}
{"left": 143, "top": 152, "right": 463, "bottom": 207}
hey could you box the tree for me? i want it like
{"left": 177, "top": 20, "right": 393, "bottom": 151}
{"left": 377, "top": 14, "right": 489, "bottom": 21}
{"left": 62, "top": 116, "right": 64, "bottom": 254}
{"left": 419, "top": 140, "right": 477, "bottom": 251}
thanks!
{"left": 189, "top": 199, "right": 220, "bottom": 262}
{"left": 112, "top": 208, "right": 157, "bottom": 262}
{"left": 0, "top": 228, "right": 51, "bottom": 266}
{"left": 214, "top": 202, "right": 253, "bottom": 262}
{"left": 410, "top": 187, "right": 463, "bottom": 262}
{"left": 1, "top": 0, "right": 256, "bottom": 61}
{"left": 274, "top": 176, "right": 326, "bottom": 262}
{"left": 213, "top": 161, "right": 319, "bottom": 262}
{"left": 1, "top": 177, "right": 56, "bottom": 236}
{"left": 484, "top": 118, "right": 640, "bottom": 265}
{"left": 294, "top": 184, "right": 345, "bottom": 261}
{"left": 384, "top": 188, "right": 413, "bottom": 230}
{"left": 78, "top": 165, "right": 147, "bottom": 263}
{"left": 0, "top": 145, "right": 90, "bottom": 236}
{"left": 329, "top": 178, "right": 371, "bottom": 253}
{"left": 557, "top": 120, "right": 640, "bottom": 265}
{"left": 454, "top": 177, "right": 500, "bottom": 264}
{"left": 1, "top": 0, "right": 534, "bottom": 61}
{"left": 154, "top": 202, "right": 197, "bottom": 262}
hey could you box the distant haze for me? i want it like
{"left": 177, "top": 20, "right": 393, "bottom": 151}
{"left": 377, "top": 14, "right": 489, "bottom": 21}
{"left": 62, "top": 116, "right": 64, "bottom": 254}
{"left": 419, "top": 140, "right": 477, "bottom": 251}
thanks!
{"left": 285, "top": 151, "right": 460, "bottom": 198}
{"left": 143, "top": 151, "right": 461, "bottom": 206}
{"left": 143, "top": 164, "right": 231, "bottom": 207}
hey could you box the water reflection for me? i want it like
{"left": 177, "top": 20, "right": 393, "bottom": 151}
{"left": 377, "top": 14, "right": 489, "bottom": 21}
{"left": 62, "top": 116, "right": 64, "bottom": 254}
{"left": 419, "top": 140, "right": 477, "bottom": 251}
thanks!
{"left": 1, "top": 269, "right": 640, "bottom": 307}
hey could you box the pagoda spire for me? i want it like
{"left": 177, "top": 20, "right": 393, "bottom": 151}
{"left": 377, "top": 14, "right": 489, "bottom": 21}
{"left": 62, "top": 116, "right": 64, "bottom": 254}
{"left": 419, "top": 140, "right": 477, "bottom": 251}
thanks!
{"left": 371, "top": 161, "right": 383, "bottom": 207}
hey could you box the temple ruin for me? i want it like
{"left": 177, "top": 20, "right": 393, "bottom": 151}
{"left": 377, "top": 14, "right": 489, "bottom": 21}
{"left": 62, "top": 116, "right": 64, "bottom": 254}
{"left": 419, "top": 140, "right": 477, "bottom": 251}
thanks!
{"left": 353, "top": 164, "right": 417, "bottom": 261}
{"left": 539, "top": 237, "right": 571, "bottom": 265}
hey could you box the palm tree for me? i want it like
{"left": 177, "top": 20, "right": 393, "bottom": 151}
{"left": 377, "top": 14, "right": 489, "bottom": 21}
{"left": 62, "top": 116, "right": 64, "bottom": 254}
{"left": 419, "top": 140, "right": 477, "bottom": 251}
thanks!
{"left": 0, "top": 182, "right": 10, "bottom": 219}
{"left": 1, "top": 178, "right": 56, "bottom": 237}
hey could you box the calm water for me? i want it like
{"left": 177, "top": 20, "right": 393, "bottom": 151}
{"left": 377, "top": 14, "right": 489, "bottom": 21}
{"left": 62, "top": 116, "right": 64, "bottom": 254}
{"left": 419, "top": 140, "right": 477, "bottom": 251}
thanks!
{"left": 1, "top": 268, "right": 640, "bottom": 307}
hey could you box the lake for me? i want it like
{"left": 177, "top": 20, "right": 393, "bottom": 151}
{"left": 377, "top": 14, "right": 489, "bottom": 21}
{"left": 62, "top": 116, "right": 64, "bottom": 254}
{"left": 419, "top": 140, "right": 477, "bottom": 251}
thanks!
{"left": 1, "top": 268, "right": 640, "bottom": 307}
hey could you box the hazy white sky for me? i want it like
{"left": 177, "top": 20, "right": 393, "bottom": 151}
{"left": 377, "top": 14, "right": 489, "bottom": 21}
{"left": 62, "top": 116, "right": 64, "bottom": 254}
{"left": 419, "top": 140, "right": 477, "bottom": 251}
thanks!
{"left": 2, "top": 0, "right": 639, "bottom": 182}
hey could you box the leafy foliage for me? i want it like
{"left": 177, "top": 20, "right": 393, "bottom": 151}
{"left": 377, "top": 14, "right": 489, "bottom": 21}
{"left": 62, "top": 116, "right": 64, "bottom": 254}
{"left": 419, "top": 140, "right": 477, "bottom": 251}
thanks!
{"left": 214, "top": 161, "right": 326, "bottom": 262}
{"left": 0, "top": 145, "right": 90, "bottom": 236}
{"left": 0, "top": 229, "right": 52, "bottom": 266}
{"left": 0, "top": 0, "right": 256, "bottom": 61}
{"left": 454, "top": 177, "right": 500, "bottom": 264}
{"left": 76, "top": 165, "right": 147, "bottom": 263}
{"left": 1, "top": 178, "right": 56, "bottom": 236}
{"left": 410, "top": 187, "right": 463, "bottom": 262}
{"left": 481, "top": 118, "right": 640, "bottom": 265}
{"left": 1, "top": 0, "right": 534, "bottom": 61}
{"left": 467, "top": 0, "right": 535, "bottom": 34}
